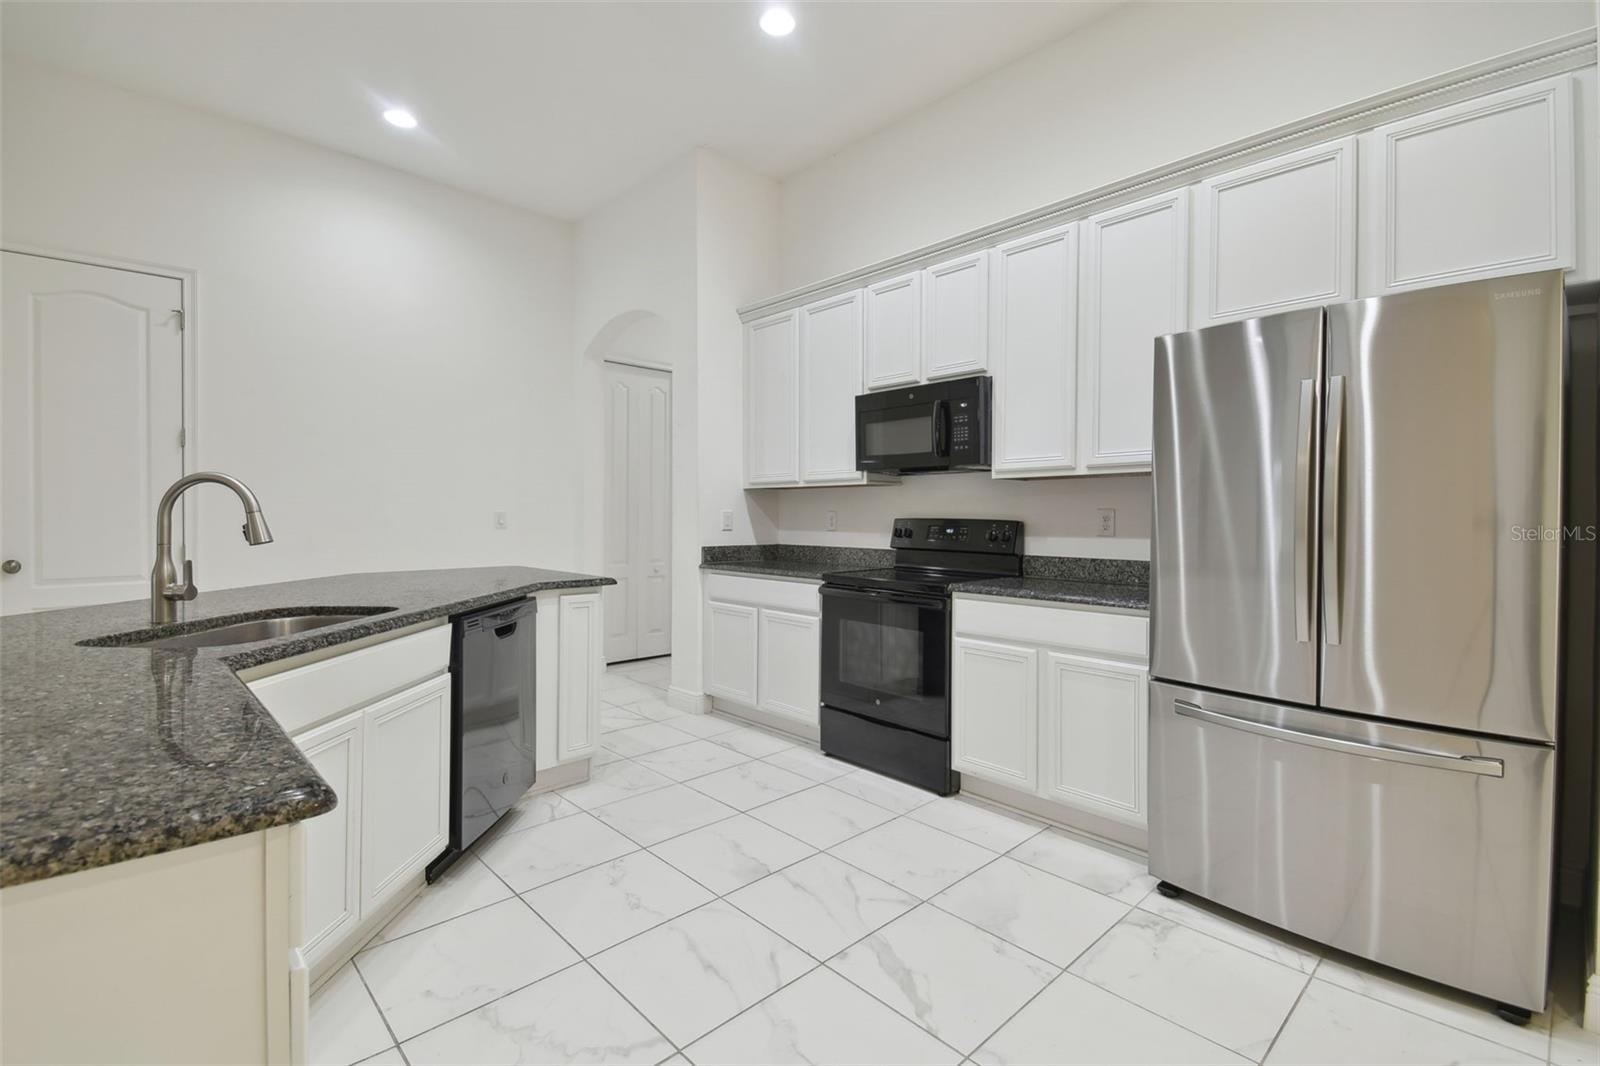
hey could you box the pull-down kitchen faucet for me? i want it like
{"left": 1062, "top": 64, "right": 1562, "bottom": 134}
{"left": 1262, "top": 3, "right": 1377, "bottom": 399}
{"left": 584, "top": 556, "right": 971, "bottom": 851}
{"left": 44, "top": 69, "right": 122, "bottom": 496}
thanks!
{"left": 150, "top": 472, "right": 273, "bottom": 624}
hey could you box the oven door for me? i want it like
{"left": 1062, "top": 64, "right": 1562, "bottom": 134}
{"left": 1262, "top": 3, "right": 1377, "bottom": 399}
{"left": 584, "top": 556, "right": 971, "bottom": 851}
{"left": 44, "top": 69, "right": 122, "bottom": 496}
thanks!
{"left": 819, "top": 585, "right": 950, "bottom": 736}
{"left": 856, "top": 396, "right": 949, "bottom": 473}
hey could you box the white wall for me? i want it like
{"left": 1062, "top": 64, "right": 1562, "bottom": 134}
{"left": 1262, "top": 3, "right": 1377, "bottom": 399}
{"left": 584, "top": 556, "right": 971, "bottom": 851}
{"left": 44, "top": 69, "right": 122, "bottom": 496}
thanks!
{"left": 2, "top": 60, "right": 576, "bottom": 588}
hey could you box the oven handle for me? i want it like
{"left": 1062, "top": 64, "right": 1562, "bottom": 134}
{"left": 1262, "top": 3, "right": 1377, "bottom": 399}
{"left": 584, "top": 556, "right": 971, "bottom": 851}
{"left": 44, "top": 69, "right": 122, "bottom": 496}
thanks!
{"left": 933, "top": 399, "right": 951, "bottom": 458}
{"left": 821, "top": 585, "right": 946, "bottom": 609}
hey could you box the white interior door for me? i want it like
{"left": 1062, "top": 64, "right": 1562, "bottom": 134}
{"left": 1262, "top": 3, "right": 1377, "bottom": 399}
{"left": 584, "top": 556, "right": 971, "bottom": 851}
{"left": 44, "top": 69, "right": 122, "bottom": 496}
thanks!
{"left": 1, "top": 252, "right": 185, "bottom": 613}
{"left": 603, "top": 362, "right": 671, "bottom": 663}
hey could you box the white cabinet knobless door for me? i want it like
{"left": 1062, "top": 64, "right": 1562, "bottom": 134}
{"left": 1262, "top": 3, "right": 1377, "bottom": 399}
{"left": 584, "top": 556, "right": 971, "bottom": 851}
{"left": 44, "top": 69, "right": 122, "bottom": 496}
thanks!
{"left": 951, "top": 636, "right": 1039, "bottom": 791}
{"left": 922, "top": 251, "right": 990, "bottom": 381}
{"left": 799, "top": 290, "right": 865, "bottom": 484}
{"left": 745, "top": 309, "right": 800, "bottom": 486}
{"left": 557, "top": 593, "right": 603, "bottom": 762}
{"left": 359, "top": 674, "right": 450, "bottom": 917}
{"left": 757, "top": 608, "right": 820, "bottom": 725}
{"left": 863, "top": 272, "right": 923, "bottom": 390}
{"left": 990, "top": 223, "right": 1079, "bottom": 477}
{"left": 1079, "top": 190, "right": 1189, "bottom": 471}
{"left": 1192, "top": 137, "right": 1357, "bottom": 326}
{"left": 1042, "top": 652, "right": 1147, "bottom": 827}
{"left": 293, "top": 709, "right": 363, "bottom": 965}
{"left": 1359, "top": 75, "right": 1575, "bottom": 295}
{"left": 704, "top": 600, "right": 758, "bottom": 705}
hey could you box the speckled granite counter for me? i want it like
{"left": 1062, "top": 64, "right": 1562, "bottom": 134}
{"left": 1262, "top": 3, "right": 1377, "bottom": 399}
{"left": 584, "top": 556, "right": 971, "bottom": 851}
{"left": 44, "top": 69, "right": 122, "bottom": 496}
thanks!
{"left": 0, "top": 566, "right": 611, "bottom": 888}
{"left": 951, "top": 576, "right": 1150, "bottom": 611}
{"left": 700, "top": 544, "right": 892, "bottom": 580}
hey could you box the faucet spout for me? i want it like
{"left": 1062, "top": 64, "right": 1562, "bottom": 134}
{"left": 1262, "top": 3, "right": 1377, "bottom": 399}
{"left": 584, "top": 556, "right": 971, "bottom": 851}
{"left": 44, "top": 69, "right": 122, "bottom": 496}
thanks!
{"left": 150, "top": 472, "right": 274, "bottom": 624}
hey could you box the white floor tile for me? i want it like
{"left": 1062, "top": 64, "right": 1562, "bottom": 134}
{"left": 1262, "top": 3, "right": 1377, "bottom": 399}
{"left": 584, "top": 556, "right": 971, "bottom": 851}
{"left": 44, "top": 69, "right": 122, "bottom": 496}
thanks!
{"left": 522, "top": 850, "right": 713, "bottom": 956}
{"left": 973, "top": 973, "right": 1248, "bottom": 1066}
{"left": 631, "top": 738, "right": 751, "bottom": 781}
{"left": 686, "top": 966, "right": 961, "bottom": 1066}
{"left": 309, "top": 962, "right": 393, "bottom": 1066}
{"left": 685, "top": 759, "right": 814, "bottom": 810}
{"left": 375, "top": 854, "right": 513, "bottom": 945}
{"left": 490, "top": 791, "right": 582, "bottom": 836}
{"left": 908, "top": 796, "right": 1044, "bottom": 853}
{"left": 600, "top": 678, "right": 659, "bottom": 705}
{"left": 600, "top": 704, "right": 648, "bottom": 733}
{"left": 1068, "top": 909, "right": 1307, "bottom": 1060}
{"left": 830, "top": 818, "right": 996, "bottom": 899}
{"left": 933, "top": 856, "right": 1128, "bottom": 967}
{"left": 590, "top": 783, "right": 738, "bottom": 846}
{"left": 762, "top": 745, "right": 856, "bottom": 783}
{"left": 650, "top": 814, "right": 816, "bottom": 895}
{"left": 477, "top": 812, "right": 637, "bottom": 893}
{"left": 401, "top": 962, "right": 672, "bottom": 1066}
{"left": 600, "top": 721, "right": 698, "bottom": 758}
{"left": 1550, "top": 999, "right": 1600, "bottom": 1066}
{"left": 748, "top": 784, "right": 895, "bottom": 848}
{"left": 1316, "top": 954, "right": 1552, "bottom": 1060}
{"left": 1007, "top": 828, "right": 1156, "bottom": 904}
{"left": 355, "top": 899, "right": 578, "bottom": 1042}
{"left": 709, "top": 723, "right": 798, "bottom": 759}
{"left": 623, "top": 695, "right": 685, "bottom": 723}
{"left": 591, "top": 745, "right": 627, "bottom": 766}
{"left": 828, "top": 904, "right": 1058, "bottom": 1054}
{"left": 555, "top": 760, "right": 675, "bottom": 811}
{"left": 827, "top": 769, "right": 941, "bottom": 815}
{"left": 657, "top": 713, "right": 740, "bottom": 740}
{"left": 353, "top": 1049, "right": 405, "bottom": 1066}
{"left": 1266, "top": 980, "right": 1543, "bottom": 1065}
{"left": 1138, "top": 890, "right": 1319, "bottom": 975}
{"left": 590, "top": 900, "right": 815, "bottom": 1047}
{"left": 728, "top": 852, "right": 919, "bottom": 960}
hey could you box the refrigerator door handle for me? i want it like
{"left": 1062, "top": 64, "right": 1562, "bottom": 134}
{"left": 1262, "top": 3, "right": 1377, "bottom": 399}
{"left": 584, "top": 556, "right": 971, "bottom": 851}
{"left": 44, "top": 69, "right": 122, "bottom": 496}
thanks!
{"left": 1294, "top": 378, "right": 1316, "bottom": 642}
{"left": 1322, "top": 374, "right": 1346, "bottom": 645}
{"left": 1173, "top": 699, "right": 1505, "bottom": 777}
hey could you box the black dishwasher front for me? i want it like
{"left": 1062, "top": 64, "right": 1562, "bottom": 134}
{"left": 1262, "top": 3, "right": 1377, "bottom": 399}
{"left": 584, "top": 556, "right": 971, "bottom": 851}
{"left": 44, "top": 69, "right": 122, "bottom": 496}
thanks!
{"left": 427, "top": 597, "right": 536, "bottom": 881}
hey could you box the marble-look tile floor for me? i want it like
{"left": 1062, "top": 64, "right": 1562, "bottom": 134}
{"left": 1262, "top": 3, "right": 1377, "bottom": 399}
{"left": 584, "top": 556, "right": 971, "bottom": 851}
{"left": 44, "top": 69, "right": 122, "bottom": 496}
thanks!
{"left": 311, "top": 655, "right": 1598, "bottom": 1066}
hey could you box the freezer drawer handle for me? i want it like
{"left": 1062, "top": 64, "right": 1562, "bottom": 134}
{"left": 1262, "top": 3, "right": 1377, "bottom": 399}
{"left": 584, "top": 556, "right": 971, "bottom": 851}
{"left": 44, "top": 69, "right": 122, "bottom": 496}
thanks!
{"left": 1294, "top": 377, "right": 1316, "bottom": 643}
{"left": 1172, "top": 699, "right": 1504, "bottom": 777}
{"left": 1322, "top": 374, "right": 1346, "bottom": 645}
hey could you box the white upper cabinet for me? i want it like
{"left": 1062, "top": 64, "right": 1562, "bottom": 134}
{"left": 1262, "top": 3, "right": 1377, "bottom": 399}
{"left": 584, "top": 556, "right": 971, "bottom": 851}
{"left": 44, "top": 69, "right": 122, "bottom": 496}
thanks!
{"left": 1192, "top": 137, "right": 1357, "bottom": 326}
{"left": 921, "top": 251, "right": 990, "bottom": 381}
{"left": 990, "top": 223, "right": 1079, "bottom": 477}
{"left": 863, "top": 271, "right": 923, "bottom": 390}
{"left": 1359, "top": 75, "right": 1575, "bottom": 295}
{"left": 799, "top": 290, "right": 865, "bottom": 484}
{"left": 745, "top": 309, "right": 800, "bottom": 486}
{"left": 1078, "top": 190, "right": 1189, "bottom": 471}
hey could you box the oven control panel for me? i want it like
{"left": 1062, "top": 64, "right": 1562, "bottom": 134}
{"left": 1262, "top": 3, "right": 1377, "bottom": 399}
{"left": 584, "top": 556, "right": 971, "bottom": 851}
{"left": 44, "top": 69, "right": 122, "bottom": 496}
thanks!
{"left": 889, "top": 517, "right": 1023, "bottom": 553}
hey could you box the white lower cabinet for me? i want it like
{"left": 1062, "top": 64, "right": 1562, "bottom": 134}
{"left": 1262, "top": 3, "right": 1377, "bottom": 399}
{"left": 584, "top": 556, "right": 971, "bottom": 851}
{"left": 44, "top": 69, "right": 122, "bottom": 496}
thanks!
{"left": 556, "top": 592, "right": 603, "bottom": 762}
{"left": 294, "top": 710, "right": 363, "bottom": 961}
{"left": 704, "top": 600, "right": 759, "bottom": 705}
{"left": 757, "top": 608, "right": 821, "bottom": 724}
{"left": 952, "top": 596, "right": 1150, "bottom": 831}
{"left": 359, "top": 674, "right": 450, "bottom": 914}
{"left": 951, "top": 637, "right": 1038, "bottom": 791}
{"left": 703, "top": 573, "right": 821, "bottom": 727}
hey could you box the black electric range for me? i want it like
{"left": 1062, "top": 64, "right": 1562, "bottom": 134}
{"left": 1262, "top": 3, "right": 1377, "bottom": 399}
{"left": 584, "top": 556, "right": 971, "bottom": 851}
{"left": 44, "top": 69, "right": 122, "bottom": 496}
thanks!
{"left": 818, "top": 518, "right": 1023, "bottom": 794}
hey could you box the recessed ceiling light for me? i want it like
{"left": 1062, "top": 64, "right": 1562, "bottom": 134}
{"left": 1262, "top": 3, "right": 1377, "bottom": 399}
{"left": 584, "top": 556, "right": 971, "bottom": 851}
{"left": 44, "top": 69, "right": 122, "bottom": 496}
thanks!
{"left": 382, "top": 107, "right": 418, "bottom": 130}
{"left": 759, "top": 7, "right": 795, "bottom": 37}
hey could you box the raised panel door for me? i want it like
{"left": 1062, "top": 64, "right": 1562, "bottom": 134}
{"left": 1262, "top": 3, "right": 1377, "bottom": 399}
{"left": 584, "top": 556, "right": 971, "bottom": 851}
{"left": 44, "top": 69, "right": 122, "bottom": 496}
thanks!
{"left": 990, "top": 223, "right": 1079, "bottom": 476}
{"left": 757, "top": 607, "right": 820, "bottom": 725}
{"left": 292, "top": 710, "right": 362, "bottom": 965}
{"left": 558, "top": 593, "right": 603, "bottom": 760}
{"left": 360, "top": 674, "right": 449, "bottom": 915}
{"left": 704, "top": 599, "right": 758, "bottom": 706}
{"left": 863, "top": 272, "right": 923, "bottom": 390}
{"left": 922, "top": 251, "right": 989, "bottom": 380}
{"left": 745, "top": 310, "right": 799, "bottom": 485}
{"left": 799, "top": 290, "right": 865, "bottom": 483}
{"left": 1043, "top": 652, "right": 1147, "bottom": 827}
{"left": 950, "top": 636, "right": 1038, "bottom": 790}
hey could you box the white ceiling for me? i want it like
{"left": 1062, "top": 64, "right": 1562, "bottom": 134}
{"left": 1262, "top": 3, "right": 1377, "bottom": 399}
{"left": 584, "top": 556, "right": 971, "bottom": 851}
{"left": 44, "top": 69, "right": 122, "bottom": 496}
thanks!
{"left": 3, "top": 1, "right": 1117, "bottom": 219}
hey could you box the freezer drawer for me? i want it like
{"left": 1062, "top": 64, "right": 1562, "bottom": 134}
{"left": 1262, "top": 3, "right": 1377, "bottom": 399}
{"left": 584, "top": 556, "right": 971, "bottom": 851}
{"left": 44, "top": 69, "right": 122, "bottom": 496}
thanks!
{"left": 1149, "top": 681, "right": 1555, "bottom": 1011}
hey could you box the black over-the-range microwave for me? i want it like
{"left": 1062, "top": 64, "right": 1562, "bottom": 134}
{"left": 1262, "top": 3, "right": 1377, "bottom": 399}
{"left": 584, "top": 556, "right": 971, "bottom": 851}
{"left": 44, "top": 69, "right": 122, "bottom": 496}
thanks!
{"left": 855, "top": 375, "right": 991, "bottom": 474}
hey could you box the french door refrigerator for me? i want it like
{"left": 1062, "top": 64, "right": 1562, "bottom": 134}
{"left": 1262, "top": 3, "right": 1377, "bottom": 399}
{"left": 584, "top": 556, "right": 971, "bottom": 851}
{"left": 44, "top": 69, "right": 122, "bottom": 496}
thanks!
{"left": 1148, "top": 270, "right": 1565, "bottom": 1017}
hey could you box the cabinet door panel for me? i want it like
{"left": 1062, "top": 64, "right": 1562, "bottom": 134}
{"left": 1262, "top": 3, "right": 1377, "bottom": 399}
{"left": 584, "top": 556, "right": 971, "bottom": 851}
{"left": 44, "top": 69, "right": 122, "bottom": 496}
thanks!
{"left": 1193, "top": 137, "right": 1356, "bottom": 325}
{"left": 757, "top": 608, "right": 820, "bottom": 725}
{"left": 951, "top": 636, "right": 1038, "bottom": 790}
{"left": 558, "top": 593, "right": 603, "bottom": 761}
{"left": 1080, "top": 190, "right": 1189, "bottom": 469}
{"left": 746, "top": 310, "right": 800, "bottom": 485}
{"left": 360, "top": 674, "right": 450, "bottom": 916}
{"left": 990, "top": 224, "right": 1079, "bottom": 476}
{"left": 293, "top": 710, "right": 363, "bottom": 964}
{"left": 1360, "top": 75, "right": 1574, "bottom": 295}
{"left": 800, "top": 291, "right": 865, "bottom": 483}
{"left": 1044, "top": 652, "right": 1147, "bottom": 827}
{"left": 922, "top": 252, "right": 989, "bottom": 381}
{"left": 863, "top": 272, "right": 923, "bottom": 390}
{"left": 704, "top": 600, "right": 758, "bottom": 706}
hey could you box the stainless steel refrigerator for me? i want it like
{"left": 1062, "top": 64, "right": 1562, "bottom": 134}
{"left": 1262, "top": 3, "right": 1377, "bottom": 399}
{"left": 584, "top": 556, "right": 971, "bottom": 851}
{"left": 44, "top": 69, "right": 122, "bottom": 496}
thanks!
{"left": 1149, "top": 270, "right": 1566, "bottom": 1018}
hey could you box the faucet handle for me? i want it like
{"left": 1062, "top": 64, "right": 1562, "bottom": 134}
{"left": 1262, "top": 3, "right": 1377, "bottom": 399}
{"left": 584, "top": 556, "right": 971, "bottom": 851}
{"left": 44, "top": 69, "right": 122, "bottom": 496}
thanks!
{"left": 175, "top": 559, "right": 199, "bottom": 602}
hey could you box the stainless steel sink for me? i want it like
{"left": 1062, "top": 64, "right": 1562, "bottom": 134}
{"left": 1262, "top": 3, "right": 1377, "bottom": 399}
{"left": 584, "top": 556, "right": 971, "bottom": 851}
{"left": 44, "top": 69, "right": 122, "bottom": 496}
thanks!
{"left": 81, "top": 607, "right": 392, "bottom": 650}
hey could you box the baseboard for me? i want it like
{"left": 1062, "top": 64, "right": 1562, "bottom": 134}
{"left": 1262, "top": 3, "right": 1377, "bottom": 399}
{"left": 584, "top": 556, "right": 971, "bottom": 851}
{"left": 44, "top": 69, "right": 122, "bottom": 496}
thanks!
{"left": 667, "top": 685, "right": 713, "bottom": 714}
{"left": 530, "top": 758, "right": 590, "bottom": 792}
{"left": 710, "top": 697, "right": 820, "bottom": 744}
{"left": 959, "top": 776, "right": 1149, "bottom": 854}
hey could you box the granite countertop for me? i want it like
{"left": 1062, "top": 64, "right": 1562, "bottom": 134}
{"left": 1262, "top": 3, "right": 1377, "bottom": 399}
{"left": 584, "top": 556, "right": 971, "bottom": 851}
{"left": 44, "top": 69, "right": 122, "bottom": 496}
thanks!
{"left": 0, "top": 566, "right": 611, "bottom": 888}
{"left": 699, "top": 544, "right": 893, "bottom": 580}
{"left": 950, "top": 575, "right": 1150, "bottom": 611}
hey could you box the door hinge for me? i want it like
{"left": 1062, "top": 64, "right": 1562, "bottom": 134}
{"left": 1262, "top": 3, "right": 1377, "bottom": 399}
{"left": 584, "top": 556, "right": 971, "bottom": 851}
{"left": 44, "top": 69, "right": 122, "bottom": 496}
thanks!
{"left": 171, "top": 308, "right": 185, "bottom": 332}
{"left": 177, "top": 428, "right": 186, "bottom": 448}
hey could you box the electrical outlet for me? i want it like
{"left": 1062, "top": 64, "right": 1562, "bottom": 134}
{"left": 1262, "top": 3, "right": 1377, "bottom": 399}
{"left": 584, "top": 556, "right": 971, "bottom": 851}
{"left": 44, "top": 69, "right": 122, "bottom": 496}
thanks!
{"left": 720, "top": 509, "right": 733, "bottom": 532}
{"left": 493, "top": 511, "right": 508, "bottom": 530}
{"left": 1097, "top": 508, "right": 1116, "bottom": 537}
{"left": 826, "top": 510, "right": 838, "bottom": 532}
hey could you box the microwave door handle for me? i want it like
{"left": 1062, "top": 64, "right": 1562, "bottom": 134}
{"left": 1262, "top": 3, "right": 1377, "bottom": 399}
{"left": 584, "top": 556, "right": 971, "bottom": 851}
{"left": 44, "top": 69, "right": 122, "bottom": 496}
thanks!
{"left": 933, "top": 399, "right": 951, "bottom": 457}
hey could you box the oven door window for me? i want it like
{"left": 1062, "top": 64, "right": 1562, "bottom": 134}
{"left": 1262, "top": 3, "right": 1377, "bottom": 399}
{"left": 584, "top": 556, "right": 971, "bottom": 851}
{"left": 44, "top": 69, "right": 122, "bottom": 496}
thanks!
{"left": 820, "top": 587, "right": 949, "bottom": 736}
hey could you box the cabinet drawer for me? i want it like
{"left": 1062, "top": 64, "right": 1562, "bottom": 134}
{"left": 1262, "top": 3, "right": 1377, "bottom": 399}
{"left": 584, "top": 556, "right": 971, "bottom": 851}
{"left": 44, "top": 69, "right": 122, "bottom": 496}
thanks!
{"left": 954, "top": 596, "right": 1147, "bottom": 660}
{"left": 248, "top": 624, "right": 450, "bottom": 736}
{"left": 701, "top": 572, "right": 821, "bottom": 614}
